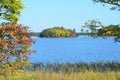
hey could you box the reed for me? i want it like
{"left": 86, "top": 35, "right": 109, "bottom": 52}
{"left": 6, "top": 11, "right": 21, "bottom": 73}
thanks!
{"left": 1, "top": 62, "right": 120, "bottom": 80}
{"left": 0, "top": 71, "right": 120, "bottom": 80}
{"left": 26, "top": 62, "right": 120, "bottom": 73}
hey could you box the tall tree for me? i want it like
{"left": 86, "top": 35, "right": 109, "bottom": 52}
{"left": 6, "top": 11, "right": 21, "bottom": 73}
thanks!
{"left": 87, "top": 0, "right": 120, "bottom": 42}
{"left": 82, "top": 19, "right": 103, "bottom": 37}
{"left": 97, "top": 24, "right": 120, "bottom": 42}
{"left": 0, "top": 24, "right": 35, "bottom": 76}
{"left": 0, "top": 1, "right": 34, "bottom": 76}
{"left": 0, "top": 0, "right": 24, "bottom": 24}
{"left": 93, "top": 0, "right": 120, "bottom": 10}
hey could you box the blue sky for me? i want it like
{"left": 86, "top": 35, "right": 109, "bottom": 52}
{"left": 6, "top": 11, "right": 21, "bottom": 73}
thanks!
{"left": 18, "top": 0, "right": 120, "bottom": 32}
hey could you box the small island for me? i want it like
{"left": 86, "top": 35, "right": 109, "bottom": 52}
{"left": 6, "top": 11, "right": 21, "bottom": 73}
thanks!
{"left": 39, "top": 27, "right": 76, "bottom": 38}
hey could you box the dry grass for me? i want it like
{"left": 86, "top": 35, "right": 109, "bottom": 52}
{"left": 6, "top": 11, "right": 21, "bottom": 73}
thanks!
{"left": 0, "top": 71, "right": 120, "bottom": 80}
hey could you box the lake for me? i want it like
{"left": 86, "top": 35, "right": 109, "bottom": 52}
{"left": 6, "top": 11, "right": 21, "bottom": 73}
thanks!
{"left": 29, "top": 36, "right": 120, "bottom": 63}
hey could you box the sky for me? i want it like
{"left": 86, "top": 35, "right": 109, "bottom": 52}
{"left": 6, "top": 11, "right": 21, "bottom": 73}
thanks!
{"left": 18, "top": 0, "right": 120, "bottom": 32}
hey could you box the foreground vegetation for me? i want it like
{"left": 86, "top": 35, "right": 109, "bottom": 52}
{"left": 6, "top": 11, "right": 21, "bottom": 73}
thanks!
{"left": 0, "top": 62, "right": 120, "bottom": 80}
{"left": 0, "top": 71, "right": 120, "bottom": 80}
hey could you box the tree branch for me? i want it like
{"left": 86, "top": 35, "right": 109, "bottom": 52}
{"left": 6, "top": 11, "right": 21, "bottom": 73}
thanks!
{"left": 103, "top": 1, "right": 120, "bottom": 7}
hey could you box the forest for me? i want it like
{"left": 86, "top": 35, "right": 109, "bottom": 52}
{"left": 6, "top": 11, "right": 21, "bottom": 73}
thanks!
{"left": 39, "top": 27, "right": 76, "bottom": 38}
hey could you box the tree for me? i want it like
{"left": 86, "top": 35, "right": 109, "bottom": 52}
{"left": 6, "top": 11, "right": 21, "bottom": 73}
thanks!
{"left": 73, "top": 28, "right": 76, "bottom": 32}
{"left": 81, "top": 19, "right": 103, "bottom": 37}
{"left": 0, "top": 24, "right": 35, "bottom": 76}
{"left": 0, "top": 0, "right": 24, "bottom": 24}
{"left": 91, "top": 0, "right": 120, "bottom": 42}
{"left": 82, "top": 20, "right": 120, "bottom": 42}
{"left": 0, "top": 0, "right": 35, "bottom": 76}
{"left": 97, "top": 24, "right": 120, "bottom": 42}
{"left": 93, "top": 0, "right": 120, "bottom": 10}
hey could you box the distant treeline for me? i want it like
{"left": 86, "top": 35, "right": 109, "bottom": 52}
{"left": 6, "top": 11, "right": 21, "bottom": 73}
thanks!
{"left": 76, "top": 33, "right": 91, "bottom": 36}
{"left": 31, "top": 25, "right": 120, "bottom": 39}
{"left": 25, "top": 62, "right": 120, "bottom": 73}
{"left": 31, "top": 32, "right": 90, "bottom": 37}
{"left": 30, "top": 32, "right": 40, "bottom": 37}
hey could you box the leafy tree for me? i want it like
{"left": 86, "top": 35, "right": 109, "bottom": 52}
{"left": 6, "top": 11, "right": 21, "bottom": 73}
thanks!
{"left": 0, "top": 24, "right": 35, "bottom": 76}
{"left": 97, "top": 24, "right": 120, "bottom": 42}
{"left": 0, "top": 0, "right": 24, "bottom": 24}
{"left": 81, "top": 19, "right": 103, "bottom": 37}
{"left": 90, "top": 0, "right": 120, "bottom": 42}
{"left": 93, "top": 0, "right": 120, "bottom": 10}
{"left": 0, "top": 0, "right": 35, "bottom": 76}
{"left": 82, "top": 20, "right": 120, "bottom": 42}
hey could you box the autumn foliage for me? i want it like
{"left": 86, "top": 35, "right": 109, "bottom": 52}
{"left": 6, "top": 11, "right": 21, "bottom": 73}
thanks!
{"left": 0, "top": 24, "right": 35, "bottom": 75}
{"left": 39, "top": 27, "right": 76, "bottom": 38}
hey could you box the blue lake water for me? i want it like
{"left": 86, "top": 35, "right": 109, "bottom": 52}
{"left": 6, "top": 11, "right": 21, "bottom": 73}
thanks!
{"left": 29, "top": 36, "right": 120, "bottom": 63}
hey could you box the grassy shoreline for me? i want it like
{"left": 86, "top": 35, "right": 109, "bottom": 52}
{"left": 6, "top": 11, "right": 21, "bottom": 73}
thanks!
{"left": 0, "top": 71, "right": 120, "bottom": 80}
{"left": 28, "top": 62, "right": 120, "bottom": 72}
{"left": 1, "top": 62, "right": 120, "bottom": 80}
